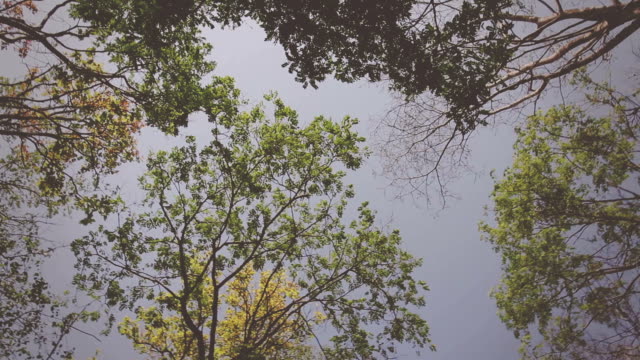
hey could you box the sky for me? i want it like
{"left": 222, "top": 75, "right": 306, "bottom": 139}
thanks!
{"left": 200, "top": 23, "right": 523, "bottom": 360}
{"left": 5, "top": 5, "right": 639, "bottom": 360}
{"left": 49, "top": 22, "right": 521, "bottom": 360}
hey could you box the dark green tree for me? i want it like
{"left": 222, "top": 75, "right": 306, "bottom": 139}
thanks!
{"left": 374, "top": 0, "right": 640, "bottom": 197}
{"left": 5, "top": 0, "right": 639, "bottom": 198}
{"left": 75, "top": 0, "right": 640, "bottom": 137}
{"left": 481, "top": 75, "right": 640, "bottom": 360}
{"left": 73, "top": 92, "right": 432, "bottom": 360}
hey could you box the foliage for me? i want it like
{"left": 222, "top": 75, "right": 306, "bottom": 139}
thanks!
{"left": 71, "top": 0, "right": 640, "bottom": 138}
{"left": 1, "top": 0, "right": 239, "bottom": 354}
{"left": 0, "top": 67, "right": 132, "bottom": 357}
{"left": 73, "top": 92, "right": 432, "bottom": 360}
{"left": 0, "top": 0, "right": 231, "bottom": 203}
{"left": 0, "top": 201, "right": 55, "bottom": 359}
{"left": 5, "top": 0, "right": 634, "bottom": 356}
{"left": 4, "top": 0, "right": 639, "bottom": 198}
{"left": 119, "top": 262, "right": 322, "bottom": 359}
{"left": 481, "top": 76, "right": 640, "bottom": 360}
{"left": 205, "top": 0, "right": 512, "bottom": 133}
{"left": 377, "top": 0, "right": 640, "bottom": 198}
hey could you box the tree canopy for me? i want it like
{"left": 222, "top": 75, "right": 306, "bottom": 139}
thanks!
{"left": 0, "top": 0, "right": 231, "bottom": 204}
{"left": 481, "top": 75, "right": 640, "bottom": 360}
{"left": 376, "top": 0, "right": 640, "bottom": 196}
{"left": 224, "top": 0, "right": 639, "bottom": 133}
{"left": 3, "top": 0, "right": 638, "bottom": 205}
{"left": 51, "top": 0, "right": 640, "bottom": 137}
{"left": 1, "top": 1, "right": 237, "bottom": 354}
{"left": 3, "top": 0, "right": 639, "bottom": 196}
{"left": 72, "top": 92, "right": 432, "bottom": 360}
{"left": 119, "top": 262, "right": 323, "bottom": 359}
{"left": 2, "top": 0, "right": 639, "bottom": 358}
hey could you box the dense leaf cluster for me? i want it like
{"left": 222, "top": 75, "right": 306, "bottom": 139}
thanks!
{"left": 72, "top": 88, "right": 431, "bottom": 359}
{"left": 72, "top": 0, "right": 514, "bottom": 132}
{"left": 482, "top": 76, "right": 640, "bottom": 360}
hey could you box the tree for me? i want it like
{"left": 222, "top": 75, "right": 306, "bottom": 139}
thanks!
{"left": 4, "top": 1, "right": 639, "bottom": 199}
{"left": 71, "top": 0, "right": 640, "bottom": 139}
{"left": 119, "top": 262, "right": 323, "bottom": 359}
{"left": 0, "top": 0, "right": 236, "bottom": 215}
{"left": 72, "top": 93, "right": 432, "bottom": 360}
{"left": 481, "top": 75, "right": 640, "bottom": 360}
{"left": 0, "top": 0, "right": 220, "bottom": 205}
{"left": 372, "top": 0, "right": 640, "bottom": 197}
{"left": 229, "top": 1, "right": 638, "bottom": 118}
{"left": 5, "top": 0, "right": 634, "bottom": 355}
{"left": 1, "top": 0, "right": 239, "bottom": 355}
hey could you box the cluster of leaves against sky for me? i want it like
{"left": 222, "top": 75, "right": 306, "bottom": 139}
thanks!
{"left": 482, "top": 73, "right": 640, "bottom": 360}
{"left": 72, "top": 98, "right": 431, "bottom": 359}
{"left": 1, "top": 0, "right": 640, "bottom": 359}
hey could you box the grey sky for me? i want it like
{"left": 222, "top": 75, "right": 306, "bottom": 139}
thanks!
{"left": 201, "top": 23, "right": 521, "bottom": 360}
{"left": 29, "top": 20, "right": 520, "bottom": 360}
{"left": 50, "top": 22, "right": 519, "bottom": 360}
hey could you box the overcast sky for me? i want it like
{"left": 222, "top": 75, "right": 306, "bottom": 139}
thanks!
{"left": 199, "top": 24, "right": 522, "bottom": 360}
{"left": 42, "top": 22, "right": 520, "bottom": 360}
{"left": 10, "top": 11, "right": 639, "bottom": 360}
